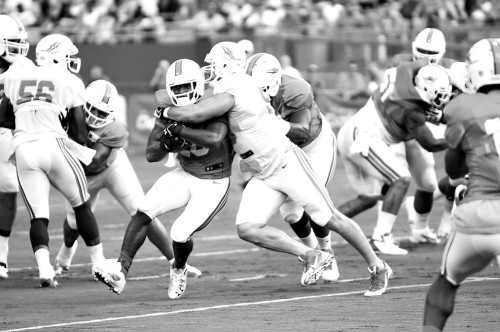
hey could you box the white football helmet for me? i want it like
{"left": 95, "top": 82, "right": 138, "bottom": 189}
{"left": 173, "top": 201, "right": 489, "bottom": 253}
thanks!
{"left": 466, "top": 38, "right": 500, "bottom": 92}
{"left": 447, "top": 61, "right": 471, "bottom": 94}
{"left": 36, "top": 34, "right": 81, "bottom": 73}
{"left": 245, "top": 53, "right": 282, "bottom": 102}
{"left": 415, "top": 64, "right": 453, "bottom": 110}
{"left": 0, "top": 15, "right": 29, "bottom": 63}
{"left": 412, "top": 28, "right": 446, "bottom": 64}
{"left": 166, "top": 58, "right": 204, "bottom": 106}
{"left": 84, "top": 80, "right": 118, "bottom": 128}
{"left": 202, "top": 41, "right": 246, "bottom": 82}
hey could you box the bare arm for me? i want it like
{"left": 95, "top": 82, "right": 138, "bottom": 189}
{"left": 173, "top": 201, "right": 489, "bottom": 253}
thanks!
{"left": 286, "top": 109, "right": 313, "bottom": 145}
{"left": 67, "top": 105, "right": 88, "bottom": 145}
{"left": 146, "top": 119, "right": 169, "bottom": 162}
{"left": 84, "top": 142, "right": 112, "bottom": 174}
{"left": 445, "top": 147, "right": 468, "bottom": 180}
{"left": 406, "top": 110, "right": 448, "bottom": 152}
{"left": 164, "top": 93, "right": 235, "bottom": 124}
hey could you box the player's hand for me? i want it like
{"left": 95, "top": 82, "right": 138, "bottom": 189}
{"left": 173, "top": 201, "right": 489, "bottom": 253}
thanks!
{"left": 425, "top": 107, "right": 444, "bottom": 125}
{"left": 160, "top": 124, "right": 190, "bottom": 152}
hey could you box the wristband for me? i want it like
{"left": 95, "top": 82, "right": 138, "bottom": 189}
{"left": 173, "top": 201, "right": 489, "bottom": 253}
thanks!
{"left": 162, "top": 107, "right": 171, "bottom": 119}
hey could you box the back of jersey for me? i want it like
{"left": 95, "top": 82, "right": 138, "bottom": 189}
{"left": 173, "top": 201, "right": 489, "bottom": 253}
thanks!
{"left": 3, "top": 59, "right": 84, "bottom": 148}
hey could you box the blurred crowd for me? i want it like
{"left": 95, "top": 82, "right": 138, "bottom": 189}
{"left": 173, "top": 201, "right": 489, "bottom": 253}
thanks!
{"left": 0, "top": 0, "right": 498, "bottom": 44}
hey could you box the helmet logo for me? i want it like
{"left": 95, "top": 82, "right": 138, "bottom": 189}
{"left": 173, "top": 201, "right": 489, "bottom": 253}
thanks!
{"left": 221, "top": 46, "right": 238, "bottom": 60}
{"left": 46, "top": 42, "right": 61, "bottom": 53}
{"left": 426, "top": 28, "right": 434, "bottom": 43}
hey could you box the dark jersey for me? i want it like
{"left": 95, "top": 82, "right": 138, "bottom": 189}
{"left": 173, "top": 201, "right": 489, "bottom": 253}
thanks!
{"left": 445, "top": 93, "right": 500, "bottom": 203}
{"left": 178, "top": 114, "right": 234, "bottom": 180}
{"left": 0, "top": 57, "right": 14, "bottom": 129}
{"left": 85, "top": 120, "right": 129, "bottom": 175}
{"left": 372, "top": 60, "right": 430, "bottom": 142}
{"left": 270, "top": 74, "right": 322, "bottom": 147}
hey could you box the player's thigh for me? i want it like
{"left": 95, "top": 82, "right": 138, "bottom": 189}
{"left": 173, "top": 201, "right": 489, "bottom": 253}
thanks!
{"left": 171, "top": 176, "right": 230, "bottom": 242}
{"left": 406, "top": 140, "right": 437, "bottom": 191}
{"left": 303, "top": 123, "right": 336, "bottom": 186}
{"left": 49, "top": 139, "right": 89, "bottom": 207}
{"left": 15, "top": 142, "right": 52, "bottom": 219}
{"left": 104, "top": 159, "right": 144, "bottom": 216}
{"left": 441, "top": 231, "right": 500, "bottom": 285}
{"left": 138, "top": 168, "right": 190, "bottom": 219}
{"left": 236, "top": 176, "right": 286, "bottom": 226}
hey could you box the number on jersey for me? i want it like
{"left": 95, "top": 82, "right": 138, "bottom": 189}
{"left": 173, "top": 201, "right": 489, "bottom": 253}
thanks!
{"left": 379, "top": 68, "right": 397, "bottom": 102}
{"left": 484, "top": 117, "right": 500, "bottom": 161}
{"left": 17, "top": 80, "right": 55, "bottom": 105}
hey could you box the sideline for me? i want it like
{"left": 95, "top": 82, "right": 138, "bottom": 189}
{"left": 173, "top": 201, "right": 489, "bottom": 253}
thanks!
{"left": 3, "top": 277, "right": 499, "bottom": 332}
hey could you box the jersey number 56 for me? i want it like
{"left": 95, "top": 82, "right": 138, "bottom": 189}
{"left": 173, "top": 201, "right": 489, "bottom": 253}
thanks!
{"left": 17, "top": 80, "right": 55, "bottom": 105}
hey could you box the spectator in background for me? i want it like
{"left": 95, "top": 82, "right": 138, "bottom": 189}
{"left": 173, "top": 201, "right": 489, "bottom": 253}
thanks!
{"left": 149, "top": 59, "right": 169, "bottom": 92}
{"left": 280, "top": 54, "right": 302, "bottom": 79}
{"left": 334, "top": 61, "right": 369, "bottom": 101}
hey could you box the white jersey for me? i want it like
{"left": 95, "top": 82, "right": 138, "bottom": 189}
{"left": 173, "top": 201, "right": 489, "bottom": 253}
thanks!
{"left": 2, "top": 59, "right": 85, "bottom": 150}
{"left": 213, "top": 72, "right": 292, "bottom": 178}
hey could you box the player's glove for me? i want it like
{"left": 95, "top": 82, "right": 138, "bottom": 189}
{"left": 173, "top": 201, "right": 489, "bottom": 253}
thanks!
{"left": 159, "top": 122, "right": 191, "bottom": 153}
{"left": 425, "top": 107, "right": 445, "bottom": 125}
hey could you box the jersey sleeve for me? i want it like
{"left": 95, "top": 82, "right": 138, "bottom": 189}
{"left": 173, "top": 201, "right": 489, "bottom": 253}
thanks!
{"left": 67, "top": 75, "right": 86, "bottom": 108}
{"left": 95, "top": 121, "right": 129, "bottom": 148}
{"left": 443, "top": 97, "right": 467, "bottom": 149}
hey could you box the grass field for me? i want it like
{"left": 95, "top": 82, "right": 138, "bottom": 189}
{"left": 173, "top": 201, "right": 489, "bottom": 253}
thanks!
{"left": 2, "top": 149, "right": 499, "bottom": 332}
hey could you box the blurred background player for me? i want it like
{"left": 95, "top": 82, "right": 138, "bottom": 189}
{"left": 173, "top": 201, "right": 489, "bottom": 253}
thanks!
{"left": 0, "top": 14, "right": 29, "bottom": 280}
{"left": 53, "top": 79, "right": 201, "bottom": 278}
{"left": 94, "top": 59, "right": 233, "bottom": 299}
{"left": 246, "top": 52, "right": 339, "bottom": 282}
{"left": 1, "top": 33, "right": 113, "bottom": 287}
{"left": 154, "top": 41, "right": 391, "bottom": 296}
{"left": 423, "top": 38, "right": 500, "bottom": 332}
{"left": 337, "top": 62, "right": 452, "bottom": 255}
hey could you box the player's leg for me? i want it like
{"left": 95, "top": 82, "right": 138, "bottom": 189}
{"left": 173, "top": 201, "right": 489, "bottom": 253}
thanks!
{"left": 405, "top": 140, "right": 439, "bottom": 244}
{"left": 167, "top": 175, "right": 230, "bottom": 299}
{"left": 15, "top": 141, "right": 57, "bottom": 287}
{"left": 0, "top": 128, "right": 18, "bottom": 279}
{"left": 285, "top": 144, "right": 392, "bottom": 295}
{"left": 51, "top": 138, "right": 107, "bottom": 274}
{"left": 95, "top": 168, "right": 190, "bottom": 294}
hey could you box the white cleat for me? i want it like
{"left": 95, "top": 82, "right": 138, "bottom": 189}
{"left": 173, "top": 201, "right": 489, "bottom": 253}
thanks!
{"left": 186, "top": 264, "right": 202, "bottom": 277}
{"left": 54, "top": 241, "right": 78, "bottom": 275}
{"left": 409, "top": 227, "right": 440, "bottom": 244}
{"left": 299, "top": 250, "right": 334, "bottom": 286}
{"left": 168, "top": 262, "right": 188, "bottom": 300}
{"left": 320, "top": 249, "right": 340, "bottom": 282}
{"left": 370, "top": 234, "right": 408, "bottom": 255}
{"left": 364, "top": 261, "right": 393, "bottom": 297}
{"left": 93, "top": 260, "right": 126, "bottom": 295}
{"left": 39, "top": 265, "right": 58, "bottom": 288}
{"left": 0, "top": 264, "right": 8, "bottom": 280}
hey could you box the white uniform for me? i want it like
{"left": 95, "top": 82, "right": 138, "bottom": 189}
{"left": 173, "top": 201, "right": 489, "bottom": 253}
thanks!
{"left": 213, "top": 73, "right": 335, "bottom": 227}
{"left": 2, "top": 59, "right": 89, "bottom": 219}
{"left": 0, "top": 127, "right": 17, "bottom": 192}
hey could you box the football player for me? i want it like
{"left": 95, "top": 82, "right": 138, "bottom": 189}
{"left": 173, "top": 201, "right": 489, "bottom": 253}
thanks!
{"left": 138, "top": 41, "right": 391, "bottom": 296}
{"left": 245, "top": 52, "right": 339, "bottom": 282}
{"left": 1, "top": 33, "right": 113, "bottom": 287}
{"left": 93, "top": 59, "right": 233, "bottom": 299}
{"left": 423, "top": 38, "right": 500, "bottom": 332}
{"left": 337, "top": 61, "right": 452, "bottom": 255}
{"left": 0, "top": 15, "right": 29, "bottom": 280}
{"left": 53, "top": 79, "right": 201, "bottom": 278}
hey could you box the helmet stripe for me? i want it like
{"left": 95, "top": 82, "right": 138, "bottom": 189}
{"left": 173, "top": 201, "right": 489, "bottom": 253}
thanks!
{"left": 245, "top": 53, "right": 265, "bottom": 76}
{"left": 175, "top": 59, "right": 183, "bottom": 76}
{"left": 487, "top": 38, "right": 500, "bottom": 75}
{"left": 426, "top": 29, "right": 434, "bottom": 43}
{"left": 102, "top": 82, "right": 111, "bottom": 104}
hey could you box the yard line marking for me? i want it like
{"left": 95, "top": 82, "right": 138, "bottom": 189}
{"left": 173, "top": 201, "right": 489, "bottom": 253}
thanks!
{"left": 2, "top": 277, "right": 499, "bottom": 332}
{"left": 230, "top": 274, "right": 288, "bottom": 281}
{"left": 8, "top": 248, "right": 261, "bottom": 273}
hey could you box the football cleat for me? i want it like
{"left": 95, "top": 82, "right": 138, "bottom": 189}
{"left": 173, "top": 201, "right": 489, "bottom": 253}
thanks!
{"left": 364, "top": 261, "right": 393, "bottom": 297}
{"left": 54, "top": 241, "right": 78, "bottom": 275}
{"left": 186, "top": 264, "right": 202, "bottom": 277}
{"left": 409, "top": 227, "right": 440, "bottom": 244}
{"left": 0, "top": 264, "right": 8, "bottom": 279}
{"left": 370, "top": 234, "right": 408, "bottom": 255}
{"left": 39, "top": 265, "right": 58, "bottom": 288}
{"left": 320, "top": 249, "right": 340, "bottom": 282}
{"left": 93, "top": 260, "right": 126, "bottom": 295}
{"left": 168, "top": 262, "right": 188, "bottom": 300}
{"left": 299, "top": 249, "right": 334, "bottom": 286}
